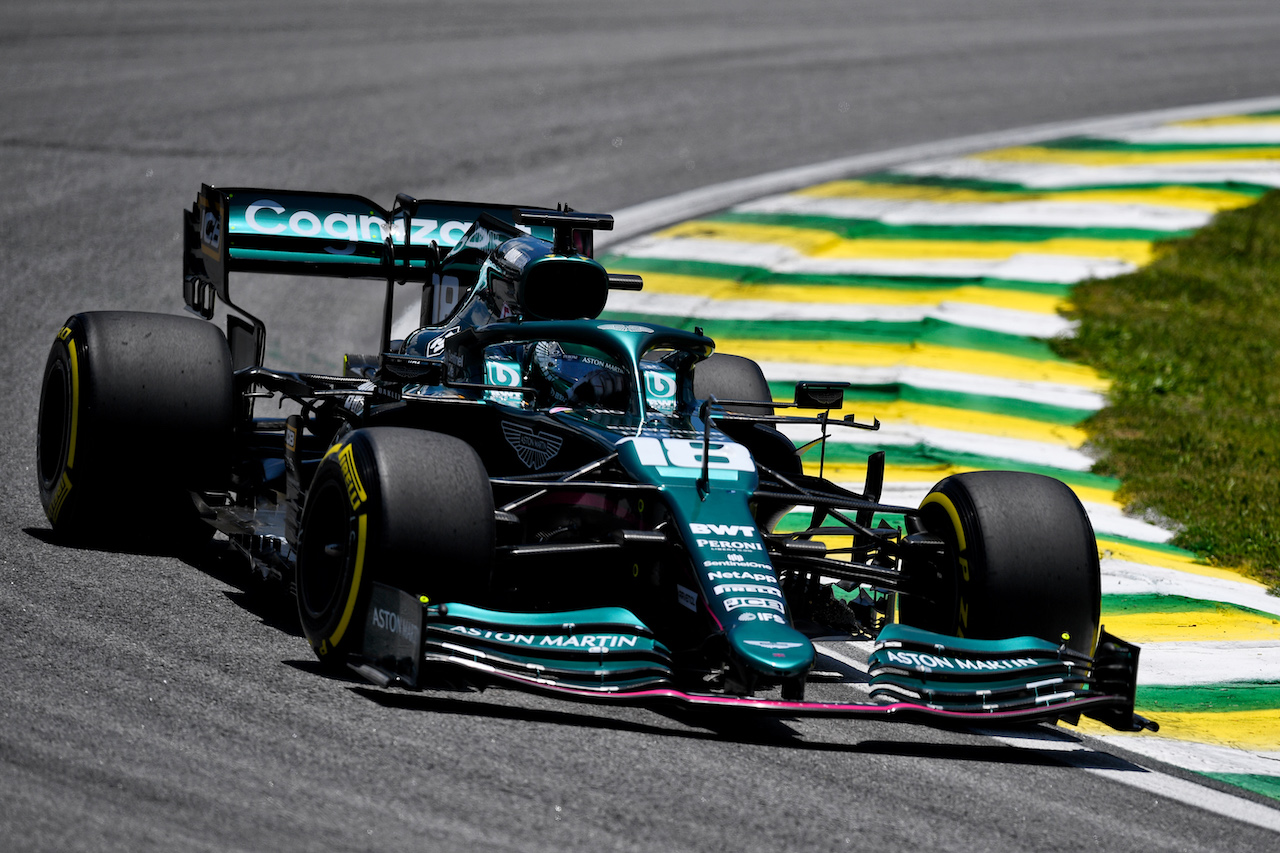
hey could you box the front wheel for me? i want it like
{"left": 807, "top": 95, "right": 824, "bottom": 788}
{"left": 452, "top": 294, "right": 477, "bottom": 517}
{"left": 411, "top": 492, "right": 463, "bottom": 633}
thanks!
{"left": 902, "top": 471, "right": 1101, "bottom": 656}
{"left": 295, "top": 427, "right": 495, "bottom": 666}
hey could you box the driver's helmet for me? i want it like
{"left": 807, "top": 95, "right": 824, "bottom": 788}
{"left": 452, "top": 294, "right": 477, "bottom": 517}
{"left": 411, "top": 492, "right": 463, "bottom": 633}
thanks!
{"left": 529, "top": 340, "right": 630, "bottom": 409}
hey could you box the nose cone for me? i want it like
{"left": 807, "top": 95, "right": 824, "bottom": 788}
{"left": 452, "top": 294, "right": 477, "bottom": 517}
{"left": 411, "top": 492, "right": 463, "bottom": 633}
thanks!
{"left": 727, "top": 621, "right": 815, "bottom": 679}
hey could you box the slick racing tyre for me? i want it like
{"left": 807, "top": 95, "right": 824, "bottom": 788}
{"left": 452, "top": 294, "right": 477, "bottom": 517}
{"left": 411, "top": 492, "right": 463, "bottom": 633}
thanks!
{"left": 296, "top": 427, "right": 495, "bottom": 666}
{"left": 903, "top": 471, "right": 1101, "bottom": 656}
{"left": 36, "top": 311, "right": 233, "bottom": 550}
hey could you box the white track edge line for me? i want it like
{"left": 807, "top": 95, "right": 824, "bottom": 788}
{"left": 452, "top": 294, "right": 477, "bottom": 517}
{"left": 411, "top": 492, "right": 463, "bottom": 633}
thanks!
{"left": 596, "top": 95, "right": 1280, "bottom": 248}
{"left": 979, "top": 729, "right": 1280, "bottom": 833}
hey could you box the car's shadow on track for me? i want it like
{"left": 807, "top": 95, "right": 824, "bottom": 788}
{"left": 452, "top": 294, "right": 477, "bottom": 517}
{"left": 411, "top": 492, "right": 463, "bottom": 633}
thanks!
{"left": 23, "top": 525, "right": 209, "bottom": 558}
{"left": 194, "top": 543, "right": 305, "bottom": 637}
{"left": 23, "top": 526, "right": 303, "bottom": 637}
{"left": 340, "top": 682, "right": 1076, "bottom": 765}
{"left": 25, "top": 525, "right": 308, "bottom": 637}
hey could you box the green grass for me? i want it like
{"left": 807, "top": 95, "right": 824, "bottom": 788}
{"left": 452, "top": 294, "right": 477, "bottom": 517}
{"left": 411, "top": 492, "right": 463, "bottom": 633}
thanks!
{"left": 1056, "top": 191, "right": 1280, "bottom": 593}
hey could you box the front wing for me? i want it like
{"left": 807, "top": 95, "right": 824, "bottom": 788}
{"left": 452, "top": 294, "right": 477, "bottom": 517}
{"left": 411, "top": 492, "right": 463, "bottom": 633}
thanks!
{"left": 351, "top": 584, "right": 1157, "bottom": 732}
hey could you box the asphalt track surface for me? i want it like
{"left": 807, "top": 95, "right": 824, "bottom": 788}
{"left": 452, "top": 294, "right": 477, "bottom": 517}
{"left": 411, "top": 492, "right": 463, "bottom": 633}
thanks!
{"left": 4, "top": 2, "right": 1280, "bottom": 850}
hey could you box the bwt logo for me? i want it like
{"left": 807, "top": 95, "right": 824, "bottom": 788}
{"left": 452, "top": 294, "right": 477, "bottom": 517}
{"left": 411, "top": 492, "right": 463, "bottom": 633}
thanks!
{"left": 689, "top": 523, "right": 756, "bottom": 537}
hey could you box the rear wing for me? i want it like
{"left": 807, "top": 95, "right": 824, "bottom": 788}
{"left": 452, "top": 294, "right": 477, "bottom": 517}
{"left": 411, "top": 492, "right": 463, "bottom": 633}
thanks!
{"left": 183, "top": 185, "right": 552, "bottom": 309}
{"left": 182, "top": 185, "right": 555, "bottom": 365}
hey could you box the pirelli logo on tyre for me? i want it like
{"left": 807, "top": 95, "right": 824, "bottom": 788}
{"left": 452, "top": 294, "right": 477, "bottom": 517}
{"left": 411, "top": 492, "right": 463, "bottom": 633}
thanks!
{"left": 48, "top": 472, "right": 72, "bottom": 524}
{"left": 338, "top": 444, "right": 367, "bottom": 510}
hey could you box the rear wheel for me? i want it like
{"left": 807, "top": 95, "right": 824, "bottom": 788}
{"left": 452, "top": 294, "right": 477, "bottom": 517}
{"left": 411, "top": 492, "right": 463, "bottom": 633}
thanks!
{"left": 296, "top": 427, "right": 495, "bottom": 666}
{"left": 36, "top": 311, "right": 233, "bottom": 550}
{"left": 902, "top": 471, "right": 1101, "bottom": 655}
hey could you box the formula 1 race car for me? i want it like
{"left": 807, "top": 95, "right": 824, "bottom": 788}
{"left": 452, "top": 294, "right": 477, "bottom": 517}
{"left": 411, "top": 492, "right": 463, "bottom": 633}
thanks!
{"left": 35, "top": 185, "right": 1156, "bottom": 731}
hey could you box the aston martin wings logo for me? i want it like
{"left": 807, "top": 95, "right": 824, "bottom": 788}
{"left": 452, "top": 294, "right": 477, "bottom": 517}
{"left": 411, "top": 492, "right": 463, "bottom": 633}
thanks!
{"left": 501, "top": 422, "right": 563, "bottom": 470}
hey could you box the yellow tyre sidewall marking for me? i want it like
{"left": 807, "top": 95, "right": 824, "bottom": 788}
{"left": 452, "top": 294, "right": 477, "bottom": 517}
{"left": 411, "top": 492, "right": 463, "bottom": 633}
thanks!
{"left": 67, "top": 337, "right": 80, "bottom": 469}
{"left": 325, "top": 512, "right": 367, "bottom": 653}
{"left": 47, "top": 329, "right": 80, "bottom": 523}
{"left": 919, "top": 490, "right": 970, "bottom": 635}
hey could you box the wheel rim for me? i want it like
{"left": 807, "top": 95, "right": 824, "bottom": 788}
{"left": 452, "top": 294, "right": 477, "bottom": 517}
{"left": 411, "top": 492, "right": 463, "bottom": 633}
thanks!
{"left": 298, "top": 479, "right": 355, "bottom": 621}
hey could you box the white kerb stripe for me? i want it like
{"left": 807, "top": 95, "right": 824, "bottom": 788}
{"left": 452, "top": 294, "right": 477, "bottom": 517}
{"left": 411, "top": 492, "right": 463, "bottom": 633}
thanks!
{"left": 755, "top": 361, "right": 1107, "bottom": 411}
{"left": 1099, "top": 559, "right": 1280, "bottom": 619}
{"left": 605, "top": 290, "right": 1076, "bottom": 338}
{"left": 734, "top": 194, "right": 1213, "bottom": 232}
{"left": 777, "top": 421, "right": 1096, "bottom": 471}
{"left": 1135, "top": 642, "right": 1280, "bottom": 687}
{"left": 1103, "top": 125, "right": 1280, "bottom": 145}
{"left": 1083, "top": 735, "right": 1280, "bottom": 778}
{"left": 616, "top": 236, "right": 1138, "bottom": 284}
{"left": 892, "top": 158, "right": 1280, "bottom": 189}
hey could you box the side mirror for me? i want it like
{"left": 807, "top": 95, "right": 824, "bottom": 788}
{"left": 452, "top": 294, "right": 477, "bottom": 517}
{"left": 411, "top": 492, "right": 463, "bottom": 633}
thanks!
{"left": 793, "top": 381, "right": 849, "bottom": 410}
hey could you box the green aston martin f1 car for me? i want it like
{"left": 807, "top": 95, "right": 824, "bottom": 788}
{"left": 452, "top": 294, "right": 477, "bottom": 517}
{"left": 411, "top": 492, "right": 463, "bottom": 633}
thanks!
{"left": 35, "top": 185, "right": 1155, "bottom": 731}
